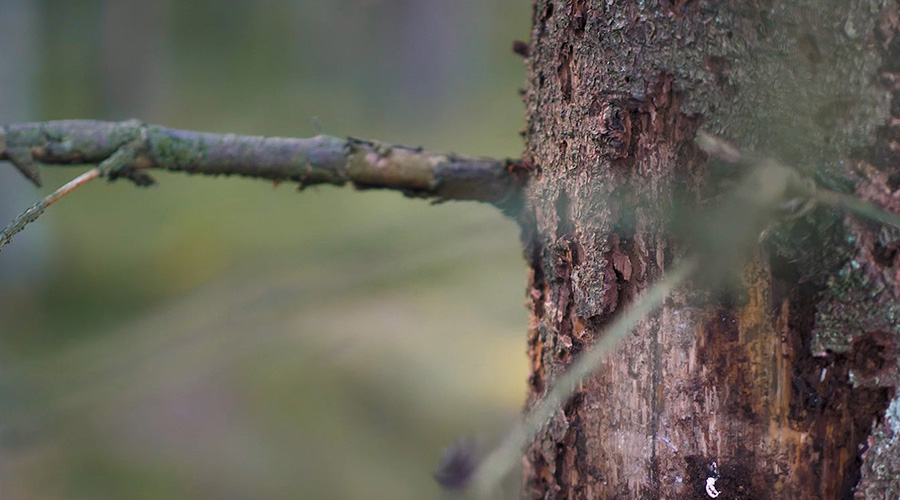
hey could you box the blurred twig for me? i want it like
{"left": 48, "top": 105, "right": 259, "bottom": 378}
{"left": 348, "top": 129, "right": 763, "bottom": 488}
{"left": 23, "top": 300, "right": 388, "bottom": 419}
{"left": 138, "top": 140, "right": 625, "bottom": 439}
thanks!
{"left": 698, "top": 131, "right": 900, "bottom": 231}
{"left": 815, "top": 188, "right": 900, "bottom": 230}
{"left": 0, "top": 168, "right": 100, "bottom": 252}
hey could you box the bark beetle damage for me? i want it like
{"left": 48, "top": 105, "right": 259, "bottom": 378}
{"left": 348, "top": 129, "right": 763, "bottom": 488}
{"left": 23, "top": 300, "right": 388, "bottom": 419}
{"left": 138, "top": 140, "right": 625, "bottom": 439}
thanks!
{"left": 557, "top": 43, "right": 574, "bottom": 103}
{"left": 807, "top": 217, "right": 900, "bottom": 496}
{"left": 769, "top": 236, "right": 897, "bottom": 495}
{"left": 687, "top": 265, "right": 893, "bottom": 499}
{"left": 589, "top": 97, "right": 633, "bottom": 160}
{"left": 677, "top": 303, "right": 774, "bottom": 500}
{"left": 532, "top": 0, "right": 554, "bottom": 39}
{"left": 527, "top": 246, "right": 548, "bottom": 397}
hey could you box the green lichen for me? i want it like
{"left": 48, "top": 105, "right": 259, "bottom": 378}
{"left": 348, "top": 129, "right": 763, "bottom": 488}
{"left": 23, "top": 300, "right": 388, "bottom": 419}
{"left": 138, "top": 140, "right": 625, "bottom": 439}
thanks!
{"left": 812, "top": 256, "right": 900, "bottom": 355}
{"left": 857, "top": 395, "right": 900, "bottom": 497}
{"left": 3, "top": 122, "right": 42, "bottom": 145}
{"left": 102, "top": 120, "right": 143, "bottom": 150}
{"left": 294, "top": 135, "right": 348, "bottom": 186}
{"left": 147, "top": 126, "right": 206, "bottom": 171}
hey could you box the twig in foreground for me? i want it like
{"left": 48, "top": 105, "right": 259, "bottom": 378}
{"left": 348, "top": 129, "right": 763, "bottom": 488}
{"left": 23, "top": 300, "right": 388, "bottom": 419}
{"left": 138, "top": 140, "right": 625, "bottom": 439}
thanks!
{"left": 815, "top": 188, "right": 900, "bottom": 231}
{"left": 696, "top": 131, "right": 900, "bottom": 231}
{"left": 0, "top": 169, "right": 101, "bottom": 252}
{"left": 467, "top": 257, "right": 700, "bottom": 498}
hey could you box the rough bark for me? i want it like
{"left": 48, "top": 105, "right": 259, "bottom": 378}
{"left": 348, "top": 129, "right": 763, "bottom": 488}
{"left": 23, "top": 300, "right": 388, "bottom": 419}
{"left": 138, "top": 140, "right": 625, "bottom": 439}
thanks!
{"left": 520, "top": 1, "right": 900, "bottom": 498}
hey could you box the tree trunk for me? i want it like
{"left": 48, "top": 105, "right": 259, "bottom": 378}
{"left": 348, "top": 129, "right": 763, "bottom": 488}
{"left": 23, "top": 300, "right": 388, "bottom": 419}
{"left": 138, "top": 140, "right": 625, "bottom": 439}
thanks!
{"left": 520, "top": 1, "right": 900, "bottom": 498}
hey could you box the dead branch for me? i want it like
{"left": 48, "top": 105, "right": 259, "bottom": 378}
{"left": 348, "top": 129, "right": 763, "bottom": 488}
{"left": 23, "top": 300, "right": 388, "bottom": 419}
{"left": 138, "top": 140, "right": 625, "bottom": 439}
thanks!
{"left": 0, "top": 119, "right": 525, "bottom": 205}
{"left": 0, "top": 120, "right": 526, "bottom": 252}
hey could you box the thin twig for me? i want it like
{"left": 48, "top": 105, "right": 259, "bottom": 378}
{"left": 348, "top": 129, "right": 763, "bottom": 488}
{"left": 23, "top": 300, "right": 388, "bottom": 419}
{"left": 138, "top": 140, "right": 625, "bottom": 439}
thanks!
{"left": 469, "top": 257, "right": 700, "bottom": 498}
{"left": 0, "top": 169, "right": 101, "bottom": 252}
{"left": 695, "top": 131, "right": 743, "bottom": 164}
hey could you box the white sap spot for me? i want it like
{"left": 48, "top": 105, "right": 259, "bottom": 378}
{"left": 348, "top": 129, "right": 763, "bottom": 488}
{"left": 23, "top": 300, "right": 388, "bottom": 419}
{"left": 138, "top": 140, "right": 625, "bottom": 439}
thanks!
{"left": 844, "top": 18, "right": 857, "bottom": 39}
{"left": 706, "top": 477, "right": 721, "bottom": 498}
{"left": 706, "top": 461, "right": 721, "bottom": 498}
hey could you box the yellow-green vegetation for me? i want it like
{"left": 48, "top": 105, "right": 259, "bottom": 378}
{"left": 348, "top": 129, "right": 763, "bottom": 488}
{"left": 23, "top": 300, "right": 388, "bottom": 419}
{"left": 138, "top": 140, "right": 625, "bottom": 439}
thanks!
{"left": 1, "top": 1, "right": 531, "bottom": 498}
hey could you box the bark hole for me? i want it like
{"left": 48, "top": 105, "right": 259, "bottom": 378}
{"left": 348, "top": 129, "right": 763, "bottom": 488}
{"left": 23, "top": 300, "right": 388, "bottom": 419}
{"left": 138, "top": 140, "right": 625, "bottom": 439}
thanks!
{"left": 570, "top": 0, "right": 586, "bottom": 36}
{"left": 872, "top": 238, "right": 899, "bottom": 268}
{"left": 886, "top": 171, "right": 900, "bottom": 191}
{"left": 557, "top": 44, "right": 574, "bottom": 103}
{"left": 555, "top": 191, "right": 574, "bottom": 239}
{"left": 848, "top": 332, "right": 895, "bottom": 384}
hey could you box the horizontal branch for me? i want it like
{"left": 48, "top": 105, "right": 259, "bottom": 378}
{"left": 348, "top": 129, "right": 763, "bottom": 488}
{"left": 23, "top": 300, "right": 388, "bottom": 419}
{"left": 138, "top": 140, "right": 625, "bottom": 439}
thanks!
{"left": 0, "top": 120, "right": 526, "bottom": 208}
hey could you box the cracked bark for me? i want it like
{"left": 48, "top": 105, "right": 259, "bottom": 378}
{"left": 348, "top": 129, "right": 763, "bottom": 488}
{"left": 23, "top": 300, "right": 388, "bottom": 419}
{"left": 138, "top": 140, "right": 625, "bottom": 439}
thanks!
{"left": 520, "top": 1, "right": 900, "bottom": 498}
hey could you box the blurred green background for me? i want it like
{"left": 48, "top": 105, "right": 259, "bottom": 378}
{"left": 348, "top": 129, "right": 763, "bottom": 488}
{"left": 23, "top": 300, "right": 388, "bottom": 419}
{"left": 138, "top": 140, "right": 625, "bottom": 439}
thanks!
{"left": 0, "top": 1, "right": 530, "bottom": 498}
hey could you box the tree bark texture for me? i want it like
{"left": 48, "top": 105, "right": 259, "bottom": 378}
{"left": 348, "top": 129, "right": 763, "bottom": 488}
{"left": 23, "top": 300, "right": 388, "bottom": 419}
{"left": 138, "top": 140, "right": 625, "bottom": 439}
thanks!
{"left": 520, "top": 1, "right": 900, "bottom": 498}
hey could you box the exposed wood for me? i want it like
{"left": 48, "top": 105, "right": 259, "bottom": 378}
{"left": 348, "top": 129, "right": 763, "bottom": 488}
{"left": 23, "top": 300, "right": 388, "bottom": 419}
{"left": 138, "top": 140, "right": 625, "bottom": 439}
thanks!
{"left": 520, "top": 1, "right": 900, "bottom": 498}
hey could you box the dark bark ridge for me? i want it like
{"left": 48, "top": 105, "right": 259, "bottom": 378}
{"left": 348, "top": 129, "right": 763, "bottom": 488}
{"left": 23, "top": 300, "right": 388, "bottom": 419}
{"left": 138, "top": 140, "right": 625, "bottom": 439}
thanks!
{"left": 520, "top": 0, "right": 900, "bottom": 498}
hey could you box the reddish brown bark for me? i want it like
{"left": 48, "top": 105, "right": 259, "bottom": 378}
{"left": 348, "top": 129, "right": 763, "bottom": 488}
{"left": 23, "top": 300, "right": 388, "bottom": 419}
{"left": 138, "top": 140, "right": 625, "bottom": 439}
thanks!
{"left": 519, "top": 1, "right": 900, "bottom": 498}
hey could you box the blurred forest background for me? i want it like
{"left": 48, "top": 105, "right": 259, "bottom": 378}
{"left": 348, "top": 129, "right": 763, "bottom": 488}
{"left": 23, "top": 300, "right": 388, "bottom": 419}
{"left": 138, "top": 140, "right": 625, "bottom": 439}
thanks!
{"left": 0, "top": 1, "right": 530, "bottom": 498}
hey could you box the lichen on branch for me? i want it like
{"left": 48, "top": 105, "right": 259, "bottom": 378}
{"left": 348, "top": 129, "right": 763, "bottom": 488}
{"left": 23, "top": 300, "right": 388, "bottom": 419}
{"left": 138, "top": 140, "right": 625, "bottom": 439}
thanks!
{"left": 0, "top": 120, "right": 526, "bottom": 252}
{"left": 0, "top": 119, "right": 525, "bottom": 205}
